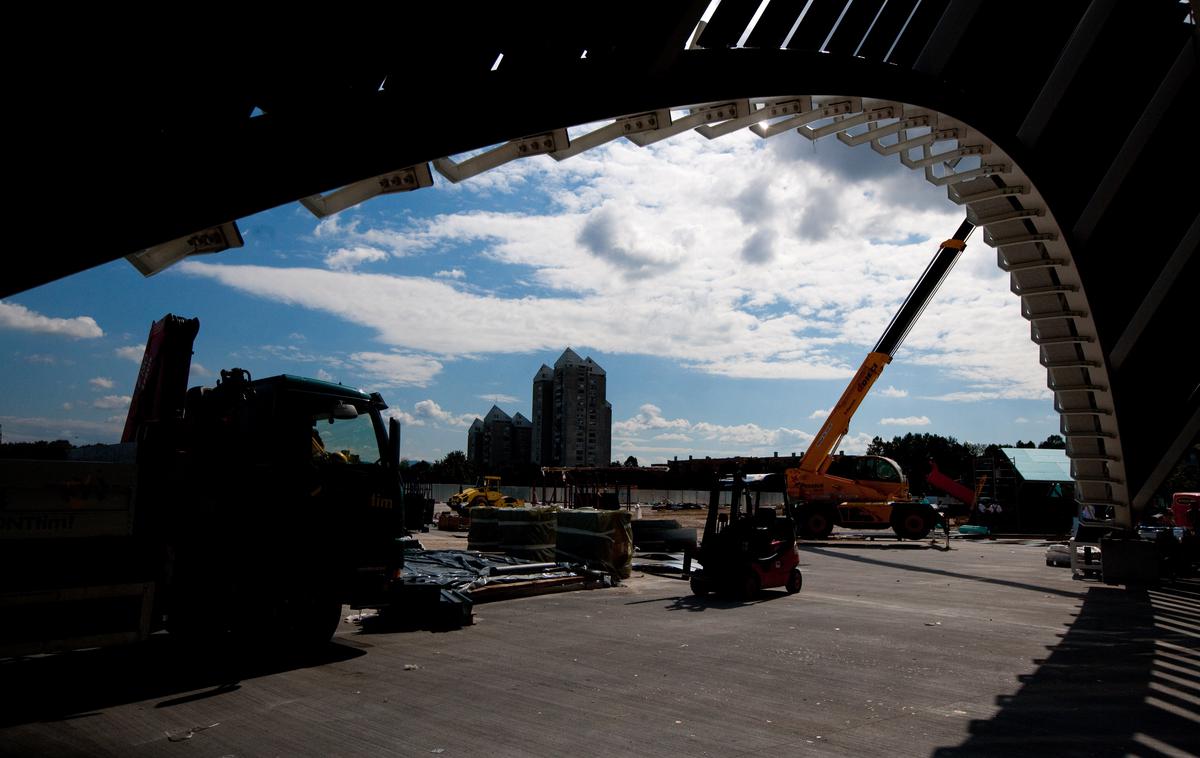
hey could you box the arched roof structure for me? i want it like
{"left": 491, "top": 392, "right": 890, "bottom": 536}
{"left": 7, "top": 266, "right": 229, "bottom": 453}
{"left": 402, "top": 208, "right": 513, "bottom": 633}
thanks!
{"left": 13, "top": 2, "right": 1198, "bottom": 528}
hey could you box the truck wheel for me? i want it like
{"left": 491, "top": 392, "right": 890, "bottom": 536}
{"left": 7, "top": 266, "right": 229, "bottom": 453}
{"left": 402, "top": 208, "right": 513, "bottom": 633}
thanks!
{"left": 798, "top": 507, "right": 835, "bottom": 539}
{"left": 690, "top": 573, "right": 711, "bottom": 597}
{"left": 295, "top": 595, "right": 344, "bottom": 647}
{"left": 471, "top": 496, "right": 487, "bottom": 509}
{"left": 786, "top": 568, "right": 803, "bottom": 594}
{"left": 892, "top": 508, "right": 933, "bottom": 540}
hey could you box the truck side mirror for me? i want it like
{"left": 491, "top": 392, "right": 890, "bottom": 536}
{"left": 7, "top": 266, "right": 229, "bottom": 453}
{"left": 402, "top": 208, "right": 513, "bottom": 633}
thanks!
{"left": 388, "top": 417, "right": 401, "bottom": 467}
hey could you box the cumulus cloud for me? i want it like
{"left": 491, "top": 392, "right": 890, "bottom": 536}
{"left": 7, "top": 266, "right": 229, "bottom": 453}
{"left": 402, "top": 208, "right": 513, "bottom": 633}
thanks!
{"left": 181, "top": 127, "right": 1047, "bottom": 402}
{"left": 382, "top": 400, "right": 480, "bottom": 431}
{"left": 577, "top": 203, "right": 682, "bottom": 275}
{"left": 316, "top": 368, "right": 335, "bottom": 381}
{"left": 615, "top": 403, "right": 813, "bottom": 453}
{"left": 23, "top": 354, "right": 57, "bottom": 364}
{"left": 93, "top": 395, "right": 132, "bottom": 410}
{"left": 880, "top": 416, "right": 931, "bottom": 426}
{"left": 325, "top": 245, "right": 388, "bottom": 271}
{"left": 878, "top": 385, "right": 908, "bottom": 398}
{"left": 740, "top": 228, "right": 777, "bottom": 264}
{"left": 348, "top": 352, "right": 443, "bottom": 388}
{"left": 809, "top": 408, "right": 830, "bottom": 420}
{"left": 89, "top": 377, "right": 114, "bottom": 390}
{"left": 0, "top": 301, "right": 103, "bottom": 339}
{"left": 435, "top": 268, "right": 466, "bottom": 279}
{"left": 189, "top": 363, "right": 214, "bottom": 379}
{"left": 115, "top": 346, "right": 144, "bottom": 362}
{"left": 614, "top": 404, "right": 691, "bottom": 435}
{"left": 795, "top": 184, "right": 841, "bottom": 242}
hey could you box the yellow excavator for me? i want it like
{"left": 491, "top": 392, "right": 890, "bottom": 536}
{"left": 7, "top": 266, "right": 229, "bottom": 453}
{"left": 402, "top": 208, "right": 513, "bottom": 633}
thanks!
{"left": 448, "top": 475, "right": 525, "bottom": 514}
{"left": 788, "top": 220, "right": 974, "bottom": 540}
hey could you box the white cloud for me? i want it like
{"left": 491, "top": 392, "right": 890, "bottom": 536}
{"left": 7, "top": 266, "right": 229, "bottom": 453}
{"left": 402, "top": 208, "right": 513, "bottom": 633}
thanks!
{"left": 89, "top": 377, "right": 114, "bottom": 390}
{"left": 348, "top": 352, "right": 443, "bottom": 388}
{"left": 878, "top": 385, "right": 908, "bottom": 398}
{"left": 615, "top": 403, "right": 813, "bottom": 453}
{"left": 182, "top": 129, "right": 1048, "bottom": 400}
{"left": 324, "top": 245, "right": 388, "bottom": 271}
{"left": 62, "top": 402, "right": 73, "bottom": 410}
{"left": 23, "top": 353, "right": 57, "bottom": 364}
{"left": 316, "top": 368, "right": 335, "bottom": 382}
{"left": 115, "top": 346, "right": 144, "bottom": 362}
{"left": 189, "top": 363, "right": 214, "bottom": 379}
{"left": 435, "top": 269, "right": 466, "bottom": 279}
{"left": 839, "top": 432, "right": 875, "bottom": 455}
{"left": 0, "top": 301, "right": 103, "bottom": 339}
{"left": 412, "top": 399, "right": 476, "bottom": 429}
{"left": 1015, "top": 417, "right": 1029, "bottom": 424}
{"left": 808, "top": 408, "right": 829, "bottom": 420}
{"left": 93, "top": 395, "right": 132, "bottom": 410}
{"left": 479, "top": 393, "right": 519, "bottom": 404}
{"left": 0, "top": 415, "right": 122, "bottom": 443}
{"left": 880, "top": 416, "right": 931, "bottom": 426}
{"left": 383, "top": 400, "right": 479, "bottom": 431}
{"left": 614, "top": 404, "right": 691, "bottom": 435}
{"left": 386, "top": 409, "right": 423, "bottom": 427}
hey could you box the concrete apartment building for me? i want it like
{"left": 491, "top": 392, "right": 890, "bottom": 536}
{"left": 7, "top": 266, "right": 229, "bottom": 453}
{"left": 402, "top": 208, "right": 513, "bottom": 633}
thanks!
{"left": 532, "top": 348, "right": 612, "bottom": 467}
{"left": 466, "top": 405, "right": 532, "bottom": 474}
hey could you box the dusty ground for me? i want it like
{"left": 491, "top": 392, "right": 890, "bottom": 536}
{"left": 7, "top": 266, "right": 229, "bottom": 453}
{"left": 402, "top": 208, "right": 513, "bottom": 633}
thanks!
{"left": 3, "top": 519, "right": 1197, "bottom": 757}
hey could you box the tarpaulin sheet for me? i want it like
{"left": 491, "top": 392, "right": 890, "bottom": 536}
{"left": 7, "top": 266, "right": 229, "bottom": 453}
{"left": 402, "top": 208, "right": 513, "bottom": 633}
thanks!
{"left": 399, "top": 550, "right": 582, "bottom": 592}
{"left": 498, "top": 507, "right": 558, "bottom": 562}
{"left": 467, "top": 506, "right": 500, "bottom": 551}
{"left": 556, "top": 509, "right": 633, "bottom": 579}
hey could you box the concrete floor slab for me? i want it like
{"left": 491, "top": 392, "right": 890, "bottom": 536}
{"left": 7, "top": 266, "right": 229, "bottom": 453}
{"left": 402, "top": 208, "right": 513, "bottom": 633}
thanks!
{"left": 2, "top": 541, "right": 1197, "bottom": 757}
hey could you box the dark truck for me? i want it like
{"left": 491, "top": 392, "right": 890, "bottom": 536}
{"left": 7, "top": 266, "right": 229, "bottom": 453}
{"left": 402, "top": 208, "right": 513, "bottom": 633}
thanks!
{"left": 0, "top": 315, "right": 409, "bottom": 656}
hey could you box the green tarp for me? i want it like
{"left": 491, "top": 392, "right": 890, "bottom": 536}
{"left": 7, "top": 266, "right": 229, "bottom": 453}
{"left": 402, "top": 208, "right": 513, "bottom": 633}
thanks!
{"left": 556, "top": 509, "right": 633, "bottom": 579}
{"left": 498, "top": 507, "right": 558, "bottom": 562}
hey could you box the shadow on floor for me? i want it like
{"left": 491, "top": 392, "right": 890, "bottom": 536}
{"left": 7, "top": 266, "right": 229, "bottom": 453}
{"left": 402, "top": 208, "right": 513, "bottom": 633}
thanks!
{"left": 806, "top": 546, "right": 1086, "bottom": 599}
{"left": 0, "top": 634, "right": 363, "bottom": 728}
{"left": 932, "top": 577, "right": 1200, "bottom": 756}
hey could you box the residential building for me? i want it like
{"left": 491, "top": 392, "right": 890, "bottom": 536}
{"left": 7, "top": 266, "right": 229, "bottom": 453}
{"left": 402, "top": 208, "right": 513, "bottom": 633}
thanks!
{"left": 466, "top": 405, "right": 532, "bottom": 474}
{"left": 531, "top": 348, "right": 612, "bottom": 467}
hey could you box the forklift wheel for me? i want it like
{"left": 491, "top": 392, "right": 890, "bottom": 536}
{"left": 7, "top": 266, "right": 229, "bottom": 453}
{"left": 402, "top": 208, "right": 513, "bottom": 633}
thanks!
{"left": 740, "top": 569, "right": 761, "bottom": 600}
{"left": 786, "top": 568, "right": 803, "bottom": 594}
{"left": 690, "top": 574, "right": 711, "bottom": 597}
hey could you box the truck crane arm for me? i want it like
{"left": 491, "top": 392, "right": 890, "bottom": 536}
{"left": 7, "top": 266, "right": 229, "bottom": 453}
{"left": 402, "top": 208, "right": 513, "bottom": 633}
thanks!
{"left": 796, "top": 219, "right": 975, "bottom": 477}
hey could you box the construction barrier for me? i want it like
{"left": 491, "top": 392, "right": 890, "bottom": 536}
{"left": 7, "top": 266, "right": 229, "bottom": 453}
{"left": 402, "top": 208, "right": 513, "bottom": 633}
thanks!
{"left": 556, "top": 509, "right": 633, "bottom": 579}
{"left": 498, "top": 507, "right": 558, "bottom": 562}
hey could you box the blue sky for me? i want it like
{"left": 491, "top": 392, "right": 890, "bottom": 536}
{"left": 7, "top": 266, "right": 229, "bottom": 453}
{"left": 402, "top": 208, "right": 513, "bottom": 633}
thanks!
{"left": 0, "top": 123, "right": 1060, "bottom": 463}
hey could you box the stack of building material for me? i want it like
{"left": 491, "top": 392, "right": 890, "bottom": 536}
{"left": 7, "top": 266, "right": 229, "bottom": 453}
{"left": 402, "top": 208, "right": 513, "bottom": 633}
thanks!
{"left": 556, "top": 508, "right": 633, "bottom": 579}
{"left": 497, "top": 507, "right": 558, "bottom": 562}
{"left": 467, "top": 506, "right": 501, "bottom": 551}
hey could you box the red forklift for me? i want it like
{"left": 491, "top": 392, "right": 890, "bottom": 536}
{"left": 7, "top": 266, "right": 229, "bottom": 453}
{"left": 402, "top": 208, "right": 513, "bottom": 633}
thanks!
{"left": 689, "top": 472, "right": 803, "bottom": 599}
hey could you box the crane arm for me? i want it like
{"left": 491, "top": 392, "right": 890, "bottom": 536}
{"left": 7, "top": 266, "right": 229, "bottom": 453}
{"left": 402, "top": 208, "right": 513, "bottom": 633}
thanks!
{"left": 797, "top": 220, "right": 975, "bottom": 475}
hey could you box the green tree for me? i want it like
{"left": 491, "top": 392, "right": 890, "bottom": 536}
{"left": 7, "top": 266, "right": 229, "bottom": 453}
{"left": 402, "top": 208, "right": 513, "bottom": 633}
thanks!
{"left": 431, "top": 450, "right": 473, "bottom": 483}
{"left": 866, "top": 433, "right": 981, "bottom": 497}
{"left": 1038, "top": 434, "right": 1066, "bottom": 449}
